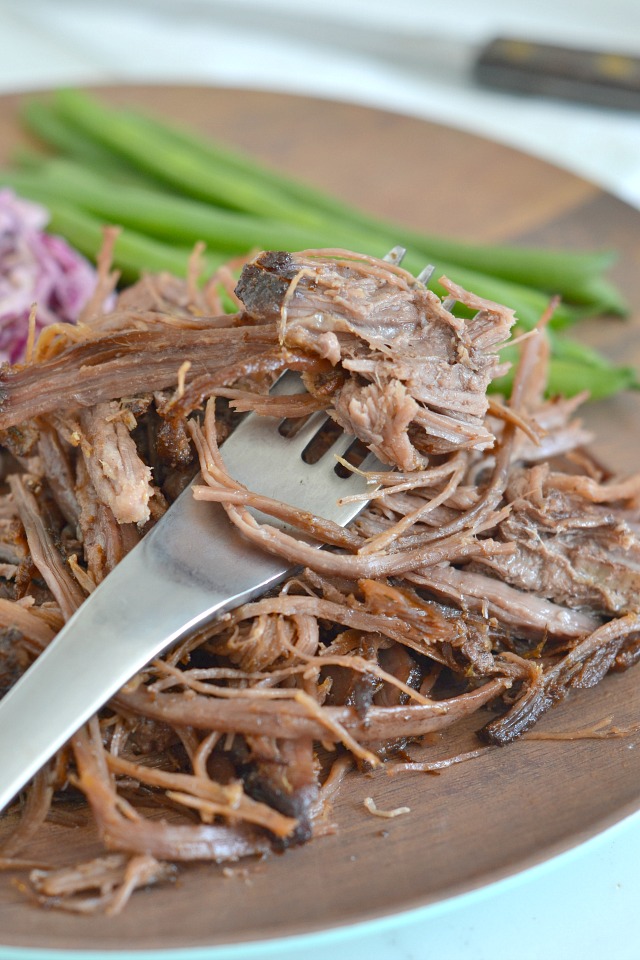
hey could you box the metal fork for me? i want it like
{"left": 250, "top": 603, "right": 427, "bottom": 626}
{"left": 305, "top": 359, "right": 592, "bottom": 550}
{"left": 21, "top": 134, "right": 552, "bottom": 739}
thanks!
{"left": 0, "top": 371, "right": 386, "bottom": 812}
{"left": 0, "top": 247, "right": 438, "bottom": 812}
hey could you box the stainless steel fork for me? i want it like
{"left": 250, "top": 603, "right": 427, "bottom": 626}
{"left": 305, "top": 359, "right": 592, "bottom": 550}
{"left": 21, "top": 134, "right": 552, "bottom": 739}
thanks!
{"left": 0, "top": 370, "right": 386, "bottom": 812}
{"left": 0, "top": 246, "right": 437, "bottom": 812}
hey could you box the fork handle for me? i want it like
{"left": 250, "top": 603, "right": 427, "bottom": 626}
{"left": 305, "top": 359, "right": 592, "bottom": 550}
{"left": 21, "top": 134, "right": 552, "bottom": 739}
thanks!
{"left": 0, "top": 488, "right": 290, "bottom": 812}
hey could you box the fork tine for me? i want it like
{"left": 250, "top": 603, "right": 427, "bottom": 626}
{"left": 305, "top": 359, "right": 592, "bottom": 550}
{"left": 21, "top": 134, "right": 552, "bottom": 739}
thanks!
{"left": 358, "top": 451, "right": 386, "bottom": 473}
{"left": 414, "top": 262, "right": 455, "bottom": 309}
{"left": 321, "top": 430, "right": 362, "bottom": 466}
{"left": 416, "top": 263, "right": 435, "bottom": 286}
{"left": 279, "top": 412, "right": 333, "bottom": 457}
{"left": 269, "top": 369, "right": 308, "bottom": 397}
{"left": 383, "top": 245, "right": 407, "bottom": 265}
{"left": 383, "top": 250, "right": 438, "bottom": 293}
{"left": 263, "top": 374, "right": 387, "bottom": 486}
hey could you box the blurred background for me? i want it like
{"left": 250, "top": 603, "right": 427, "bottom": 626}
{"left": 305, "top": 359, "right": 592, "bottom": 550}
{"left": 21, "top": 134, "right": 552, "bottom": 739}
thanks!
{"left": 0, "top": 2, "right": 640, "bottom": 959}
{"left": 1, "top": 0, "right": 640, "bottom": 206}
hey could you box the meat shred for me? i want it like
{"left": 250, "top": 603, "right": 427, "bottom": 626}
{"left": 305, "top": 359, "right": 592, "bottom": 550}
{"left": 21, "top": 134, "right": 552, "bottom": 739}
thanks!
{"left": 0, "top": 248, "right": 638, "bottom": 914}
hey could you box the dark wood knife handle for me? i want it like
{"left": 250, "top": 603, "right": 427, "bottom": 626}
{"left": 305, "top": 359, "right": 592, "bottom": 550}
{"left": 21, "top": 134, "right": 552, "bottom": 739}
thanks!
{"left": 474, "top": 37, "right": 640, "bottom": 110}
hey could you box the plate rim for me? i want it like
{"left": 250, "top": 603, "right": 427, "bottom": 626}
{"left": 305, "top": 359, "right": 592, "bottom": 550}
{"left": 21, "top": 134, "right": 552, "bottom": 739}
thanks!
{"left": 0, "top": 81, "right": 639, "bottom": 954}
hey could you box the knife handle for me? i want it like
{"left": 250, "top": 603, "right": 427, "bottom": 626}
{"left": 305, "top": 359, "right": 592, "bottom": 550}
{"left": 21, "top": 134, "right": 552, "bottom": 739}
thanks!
{"left": 475, "top": 37, "right": 640, "bottom": 111}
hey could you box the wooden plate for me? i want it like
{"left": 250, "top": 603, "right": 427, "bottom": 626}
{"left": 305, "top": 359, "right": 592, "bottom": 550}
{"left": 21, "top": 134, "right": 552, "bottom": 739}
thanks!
{"left": 0, "top": 85, "right": 639, "bottom": 955}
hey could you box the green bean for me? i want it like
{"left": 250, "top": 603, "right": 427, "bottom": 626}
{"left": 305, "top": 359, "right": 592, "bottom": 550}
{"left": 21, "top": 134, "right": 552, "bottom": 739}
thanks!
{"left": 546, "top": 358, "right": 638, "bottom": 399}
{"left": 20, "top": 99, "right": 145, "bottom": 182}
{"left": 5, "top": 88, "right": 635, "bottom": 401}
{"left": 496, "top": 335, "right": 639, "bottom": 399}
{"left": 3, "top": 159, "right": 366, "bottom": 253}
{"left": 51, "top": 89, "right": 327, "bottom": 230}
{"left": 126, "top": 103, "right": 624, "bottom": 312}
{"left": 2, "top": 159, "right": 582, "bottom": 331}
{"left": 31, "top": 196, "right": 227, "bottom": 284}
{"left": 34, "top": 91, "right": 624, "bottom": 314}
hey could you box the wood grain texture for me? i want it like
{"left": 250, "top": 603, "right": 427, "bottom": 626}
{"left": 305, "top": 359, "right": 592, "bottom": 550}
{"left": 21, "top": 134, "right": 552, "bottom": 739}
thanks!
{"left": 0, "top": 85, "right": 639, "bottom": 953}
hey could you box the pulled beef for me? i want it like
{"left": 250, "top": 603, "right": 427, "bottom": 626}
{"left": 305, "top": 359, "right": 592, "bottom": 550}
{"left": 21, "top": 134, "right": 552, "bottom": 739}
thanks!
{"left": 0, "top": 322, "right": 283, "bottom": 429}
{"left": 481, "top": 612, "right": 640, "bottom": 744}
{"left": 0, "top": 247, "right": 637, "bottom": 915}
{"left": 0, "top": 625, "right": 28, "bottom": 695}
{"left": 235, "top": 251, "right": 514, "bottom": 469}
{"left": 472, "top": 464, "right": 640, "bottom": 618}
{"left": 241, "top": 736, "right": 319, "bottom": 846}
{"left": 77, "top": 401, "right": 154, "bottom": 526}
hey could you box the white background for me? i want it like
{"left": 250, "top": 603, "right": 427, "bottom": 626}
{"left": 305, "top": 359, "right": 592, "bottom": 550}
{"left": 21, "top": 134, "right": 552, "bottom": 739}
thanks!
{"left": 1, "top": 2, "right": 640, "bottom": 958}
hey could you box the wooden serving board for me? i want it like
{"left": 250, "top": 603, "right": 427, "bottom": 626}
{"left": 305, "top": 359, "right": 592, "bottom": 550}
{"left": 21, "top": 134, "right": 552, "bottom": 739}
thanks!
{"left": 0, "top": 86, "right": 639, "bottom": 955}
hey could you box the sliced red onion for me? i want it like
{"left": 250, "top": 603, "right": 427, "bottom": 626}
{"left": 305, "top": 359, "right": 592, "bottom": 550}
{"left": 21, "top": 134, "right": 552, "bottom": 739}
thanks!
{"left": 0, "top": 189, "right": 111, "bottom": 364}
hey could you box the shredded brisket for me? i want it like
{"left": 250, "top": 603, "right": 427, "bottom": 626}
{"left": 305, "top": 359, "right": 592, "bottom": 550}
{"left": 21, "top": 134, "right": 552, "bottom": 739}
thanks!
{"left": 0, "top": 248, "right": 637, "bottom": 914}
